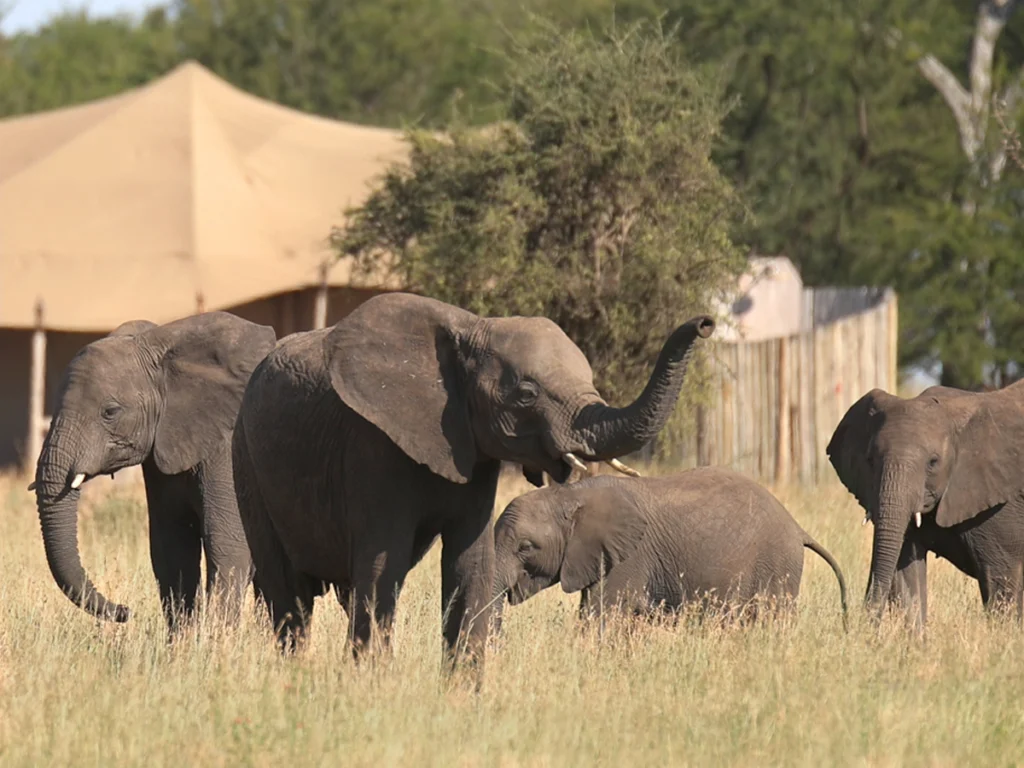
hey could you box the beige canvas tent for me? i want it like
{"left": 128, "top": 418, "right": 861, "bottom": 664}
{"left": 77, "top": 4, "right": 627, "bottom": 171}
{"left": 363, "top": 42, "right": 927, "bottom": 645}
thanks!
{"left": 0, "top": 60, "right": 408, "bottom": 469}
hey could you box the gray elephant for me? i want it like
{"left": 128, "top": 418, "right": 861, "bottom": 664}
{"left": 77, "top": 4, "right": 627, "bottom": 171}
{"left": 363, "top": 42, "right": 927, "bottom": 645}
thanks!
{"left": 32, "top": 312, "right": 276, "bottom": 631}
{"left": 827, "top": 381, "right": 1024, "bottom": 627}
{"left": 231, "top": 292, "right": 714, "bottom": 667}
{"left": 493, "top": 467, "right": 848, "bottom": 625}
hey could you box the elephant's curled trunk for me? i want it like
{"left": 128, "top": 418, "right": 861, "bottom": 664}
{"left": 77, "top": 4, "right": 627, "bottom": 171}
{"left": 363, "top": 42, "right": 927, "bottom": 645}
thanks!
{"left": 572, "top": 315, "right": 715, "bottom": 460}
{"left": 34, "top": 426, "right": 130, "bottom": 623}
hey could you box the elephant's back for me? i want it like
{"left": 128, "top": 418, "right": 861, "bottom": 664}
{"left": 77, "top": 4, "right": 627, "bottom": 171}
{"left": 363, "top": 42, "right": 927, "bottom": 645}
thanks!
{"left": 652, "top": 466, "right": 799, "bottom": 534}
{"left": 252, "top": 329, "right": 333, "bottom": 392}
{"left": 238, "top": 330, "right": 337, "bottom": 475}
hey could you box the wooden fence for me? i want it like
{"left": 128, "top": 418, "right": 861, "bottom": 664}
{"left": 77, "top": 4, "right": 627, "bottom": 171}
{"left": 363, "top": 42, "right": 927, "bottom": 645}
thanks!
{"left": 672, "top": 287, "right": 898, "bottom": 484}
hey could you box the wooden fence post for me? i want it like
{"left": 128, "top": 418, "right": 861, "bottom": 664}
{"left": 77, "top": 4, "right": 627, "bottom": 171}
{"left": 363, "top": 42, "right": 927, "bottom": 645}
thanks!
{"left": 313, "top": 262, "right": 329, "bottom": 329}
{"left": 775, "top": 336, "right": 790, "bottom": 485}
{"left": 887, "top": 291, "right": 899, "bottom": 391}
{"left": 26, "top": 300, "right": 47, "bottom": 476}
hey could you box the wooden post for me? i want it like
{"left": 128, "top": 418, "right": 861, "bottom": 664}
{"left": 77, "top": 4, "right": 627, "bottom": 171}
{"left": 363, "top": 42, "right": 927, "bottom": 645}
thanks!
{"left": 26, "top": 300, "right": 47, "bottom": 476}
{"left": 887, "top": 291, "right": 899, "bottom": 391}
{"left": 195, "top": 292, "right": 205, "bottom": 314}
{"left": 313, "top": 263, "right": 329, "bottom": 330}
{"left": 721, "top": 348, "right": 734, "bottom": 469}
{"left": 775, "top": 336, "right": 790, "bottom": 485}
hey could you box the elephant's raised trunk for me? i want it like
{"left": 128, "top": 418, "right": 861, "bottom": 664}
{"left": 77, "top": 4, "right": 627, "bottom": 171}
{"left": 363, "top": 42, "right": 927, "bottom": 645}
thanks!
{"left": 864, "top": 462, "right": 916, "bottom": 616}
{"left": 34, "top": 417, "right": 130, "bottom": 623}
{"left": 571, "top": 315, "right": 715, "bottom": 460}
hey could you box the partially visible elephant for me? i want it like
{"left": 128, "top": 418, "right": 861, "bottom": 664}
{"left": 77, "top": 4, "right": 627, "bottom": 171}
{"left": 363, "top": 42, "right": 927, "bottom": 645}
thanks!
{"left": 32, "top": 312, "right": 277, "bottom": 631}
{"left": 231, "top": 292, "right": 715, "bottom": 668}
{"left": 827, "top": 381, "right": 1024, "bottom": 628}
{"left": 493, "top": 467, "right": 848, "bottom": 625}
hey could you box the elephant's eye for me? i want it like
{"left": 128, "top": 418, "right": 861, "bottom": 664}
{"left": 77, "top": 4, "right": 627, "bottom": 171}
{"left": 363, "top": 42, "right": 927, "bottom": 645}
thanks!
{"left": 928, "top": 455, "right": 940, "bottom": 469}
{"left": 102, "top": 403, "right": 123, "bottom": 420}
{"left": 518, "top": 539, "right": 535, "bottom": 554}
{"left": 515, "top": 381, "right": 540, "bottom": 406}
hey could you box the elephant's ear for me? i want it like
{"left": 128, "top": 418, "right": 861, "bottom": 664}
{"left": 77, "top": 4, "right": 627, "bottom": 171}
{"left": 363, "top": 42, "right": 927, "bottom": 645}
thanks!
{"left": 325, "top": 293, "right": 479, "bottom": 484}
{"left": 560, "top": 486, "right": 647, "bottom": 594}
{"left": 109, "top": 319, "right": 157, "bottom": 337}
{"left": 935, "top": 396, "right": 1024, "bottom": 527}
{"left": 149, "top": 312, "right": 277, "bottom": 475}
{"left": 826, "top": 388, "right": 895, "bottom": 515}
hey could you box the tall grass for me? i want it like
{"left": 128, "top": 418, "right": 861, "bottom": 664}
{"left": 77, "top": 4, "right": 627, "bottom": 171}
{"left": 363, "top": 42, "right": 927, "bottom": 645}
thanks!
{"left": 1, "top": 467, "right": 1021, "bottom": 767}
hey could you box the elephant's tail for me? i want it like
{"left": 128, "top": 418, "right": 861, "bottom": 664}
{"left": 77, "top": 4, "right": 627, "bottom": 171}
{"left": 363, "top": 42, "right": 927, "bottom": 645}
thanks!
{"left": 802, "top": 534, "right": 849, "bottom": 632}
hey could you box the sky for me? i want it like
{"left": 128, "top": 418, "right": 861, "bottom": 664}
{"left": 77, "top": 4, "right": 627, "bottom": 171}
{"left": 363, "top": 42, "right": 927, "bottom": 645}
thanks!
{"left": 1, "top": 0, "right": 158, "bottom": 34}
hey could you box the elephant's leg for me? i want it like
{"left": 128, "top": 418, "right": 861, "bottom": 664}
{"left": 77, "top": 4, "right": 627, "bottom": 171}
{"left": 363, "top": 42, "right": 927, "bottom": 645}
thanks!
{"left": 439, "top": 502, "right": 496, "bottom": 671}
{"left": 346, "top": 539, "right": 413, "bottom": 660}
{"left": 197, "top": 450, "right": 254, "bottom": 624}
{"left": 574, "top": 570, "right": 642, "bottom": 637}
{"left": 578, "top": 588, "right": 594, "bottom": 620}
{"left": 262, "top": 561, "right": 319, "bottom": 654}
{"left": 888, "top": 537, "right": 928, "bottom": 634}
{"left": 232, "top": 443, "right": 315, "bottom": 653}
{"left": 978, "top": 561, "right": 1023, "bottom": 622}
{"left": 147, "top": 505, "right": 202, "bottom": 635}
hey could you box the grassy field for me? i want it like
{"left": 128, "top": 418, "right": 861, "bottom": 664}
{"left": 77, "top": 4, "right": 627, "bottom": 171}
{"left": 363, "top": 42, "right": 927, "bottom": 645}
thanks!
{"left": 2, "top": 467, "right": 1023, "bottom": 767}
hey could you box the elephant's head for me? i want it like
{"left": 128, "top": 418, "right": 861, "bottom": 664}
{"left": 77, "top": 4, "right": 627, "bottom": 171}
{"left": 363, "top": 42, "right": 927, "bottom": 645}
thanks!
{"left": 493, "top": 478, "right": 648, "bottom": 604}
{"left": 33, "top": 312, "right": 276, "bottom": 622}
{"left": 324, "top": 292, "right": 715, "bottom": 486}
{"left": 827, "top": 383, "right": 1024, "bottom": 614}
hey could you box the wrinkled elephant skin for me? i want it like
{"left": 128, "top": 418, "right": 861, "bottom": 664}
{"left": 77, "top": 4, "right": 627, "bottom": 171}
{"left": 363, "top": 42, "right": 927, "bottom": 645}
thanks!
{"left": 828, "top": 381, "right": 1024, "bottom": 629}
{"left": 231, "top": 292, "right": 715, "bottom": 669}
{"left": 33, "top": 312, "right": 276, "bottom": 631}
{"left": 493, "top": 467, "right": 848, "bottom": 626}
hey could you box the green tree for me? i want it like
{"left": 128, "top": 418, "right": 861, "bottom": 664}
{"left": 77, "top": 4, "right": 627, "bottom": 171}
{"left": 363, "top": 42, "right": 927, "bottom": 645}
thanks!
{"left": 334, "top": 19, "right": 746, "bottom": 409}
{"left": 655, "top": 0, "right": 1024, "bottom": 389}
{"left": 172, "top": 0, "right": 512, "bottom": 126}
{"left": 0, "top": 8, "right": 178, "bottom": 118}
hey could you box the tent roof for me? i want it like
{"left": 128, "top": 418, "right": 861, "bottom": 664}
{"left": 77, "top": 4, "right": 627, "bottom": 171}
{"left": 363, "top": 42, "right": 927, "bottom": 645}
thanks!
{"left": 0, "top": 60, "right": 407, "bottom": 331}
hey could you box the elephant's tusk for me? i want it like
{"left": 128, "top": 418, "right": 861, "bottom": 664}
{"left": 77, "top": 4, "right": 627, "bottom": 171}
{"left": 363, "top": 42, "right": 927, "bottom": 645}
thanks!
{"left": 70, "top": 473, "right": 86, "bottom": 490}
{"left": 915, "top": 512, "right": 922, "bottom": 528}
{"left": 606, "top": 458, "right": 641, "bottom": 477}
{"left": 563, "top": 453, "right": 590, "bottom": 474}
{"left": 862, "top": 512, "right": 870, "bottom": 526}
{"left": 26, "top": 481, "right": 36, "bottom": 492}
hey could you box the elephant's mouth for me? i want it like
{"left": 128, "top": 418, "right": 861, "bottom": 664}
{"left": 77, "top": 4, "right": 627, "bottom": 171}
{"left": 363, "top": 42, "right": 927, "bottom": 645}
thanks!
{"left": 523, "top": 449, "right": 641, "bottom": 488}
{"left": 506, "top": 586, "right": 526, "bottom": 606}
{"left": 521, "top": 456, "right": 573, "bottom": 486}
{"left": 547, "top": 461, "right": 573, "bottom": 484}
{"left": 506, "top": 571, "right": 551, "bottom": 605}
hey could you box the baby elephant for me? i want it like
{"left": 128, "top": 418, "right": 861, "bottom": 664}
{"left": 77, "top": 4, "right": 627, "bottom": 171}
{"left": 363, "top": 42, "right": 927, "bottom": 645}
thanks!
{"left": 494, "top": 467, "right": 848, "bottom": 625}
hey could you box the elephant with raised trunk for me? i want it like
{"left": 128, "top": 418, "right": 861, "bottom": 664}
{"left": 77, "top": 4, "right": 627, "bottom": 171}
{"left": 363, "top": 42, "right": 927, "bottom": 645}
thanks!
{"left": 32, "top": 312, "right": 276, "bottom": 631}
{"left": 231, "top": 292, "right": 715, "bottom": 668}
{"left": 828, "top": 381, "right": 1024, "bottom": 628}
{"left": 493, "top": 468, "right": 848, "bottom": 626}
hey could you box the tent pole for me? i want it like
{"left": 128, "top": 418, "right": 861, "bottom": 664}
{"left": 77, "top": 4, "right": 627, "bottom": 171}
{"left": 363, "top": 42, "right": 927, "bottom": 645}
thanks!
{"left": 26, "top": 300, "right": 47, "bottom": 477}
{"left": 313, "top": 262, "right": 329, "bottom": 329}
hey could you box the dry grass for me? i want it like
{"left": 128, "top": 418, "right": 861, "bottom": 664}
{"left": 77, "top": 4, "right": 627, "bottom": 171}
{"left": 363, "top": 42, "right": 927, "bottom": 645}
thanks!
{"left": 1, "top": 465, "right": 1023, "bottom": 767}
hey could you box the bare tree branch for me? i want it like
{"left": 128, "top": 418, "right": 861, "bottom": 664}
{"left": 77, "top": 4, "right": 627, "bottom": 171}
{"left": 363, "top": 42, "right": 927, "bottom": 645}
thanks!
{"left": 971, "top": 0, "right": 1020, "bottom": 113}
{"left": 917, "top": 54, "right": 976, "bottom": 158}
{"left": 916, "top": 0, "right": 1019, "bottom": 170}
